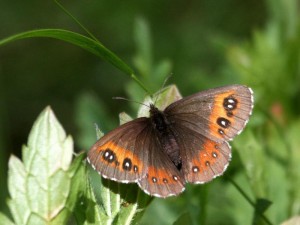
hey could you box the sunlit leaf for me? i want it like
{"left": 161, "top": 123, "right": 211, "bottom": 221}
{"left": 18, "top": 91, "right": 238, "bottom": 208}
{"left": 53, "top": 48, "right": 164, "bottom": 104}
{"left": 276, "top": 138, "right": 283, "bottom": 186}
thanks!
{"left": 7, "top": 107, "right": 84, "bottom": 224}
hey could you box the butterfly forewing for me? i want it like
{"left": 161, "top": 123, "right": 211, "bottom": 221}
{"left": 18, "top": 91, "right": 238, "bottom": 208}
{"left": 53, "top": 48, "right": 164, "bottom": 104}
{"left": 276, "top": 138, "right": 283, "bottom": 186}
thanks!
{"left": 165, "top": 85, "right": 253, "bottom": 142}
{"left": 88, "top": 118, "right": 150, "bottom": 183}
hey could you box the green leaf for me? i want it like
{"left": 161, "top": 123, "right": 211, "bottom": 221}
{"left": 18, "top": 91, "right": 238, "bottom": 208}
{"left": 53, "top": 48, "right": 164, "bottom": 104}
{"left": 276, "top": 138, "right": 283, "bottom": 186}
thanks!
{"left": 137, "top": 84, "right": 182, "bottom": 118}
{"left": 233, "top": 130, "right": 267, "bottom": 197}
{"left": 128, "top": 16, "right": 172, "bottom": 99}
{"left": 133, "top": 17, "right": 152, "bottom": 78}
{"left": 153, "top": 85, "right": 182, "bottom": 110}
{"left": 7, "top": 106, "right": 84, "bottom": 224}
{"left": 7, "top": 155, "right": 29, "bottom": 225}
{"left": 281, "top": 216, "right": 300, "bottom": 225}
{"left": 0, "top": 29, "right": 134, "bottom": 78}
{"left": 74, "top": 92, "right": 112, "bottom": 149}
{"left": 68, "top": 153, "right": 87, "bottom": 221}
{"left": 119, "top": 112, "right": 133, "bottom": 125}
{"left": 173, "top": 212, "right": 193, "bottom": 225}
{"left": 87, "top": 167, "right": 152, "bottom": 225}
{"left": 79, "top": 170, "right": 108, "bottom": 225}
{"left": 286, "top": 119, "right": 300, "bottom": 216}
{"left": 0, "top": 212, "right": 15, "bottom": 225}
{"left": 252, "top": 198, "right": 272, "bottom": 225}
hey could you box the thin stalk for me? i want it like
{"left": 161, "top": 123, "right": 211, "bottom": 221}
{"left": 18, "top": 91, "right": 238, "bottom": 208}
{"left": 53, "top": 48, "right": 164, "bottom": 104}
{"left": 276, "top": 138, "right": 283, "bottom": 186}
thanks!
{"left": 53, "top": 0, "right": 151, "bottom": 95}
{"left": 228, "top": 177, "right": 273, "bottom": 225}
{"left": 53, "top": 0, "right": 99, "bottom": 42}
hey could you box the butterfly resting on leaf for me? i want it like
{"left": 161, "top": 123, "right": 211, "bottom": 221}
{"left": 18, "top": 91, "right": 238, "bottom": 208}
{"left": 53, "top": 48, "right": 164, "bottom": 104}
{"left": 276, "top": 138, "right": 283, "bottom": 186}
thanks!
{"left": 87, "top": 85, "right": 253, "bottom": 198}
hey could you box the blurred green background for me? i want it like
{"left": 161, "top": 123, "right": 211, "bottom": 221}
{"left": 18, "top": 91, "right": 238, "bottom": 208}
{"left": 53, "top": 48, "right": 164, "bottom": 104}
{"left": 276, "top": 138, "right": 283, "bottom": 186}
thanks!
{"left": 1, "top": 0, "right": 300, "bottom": 224}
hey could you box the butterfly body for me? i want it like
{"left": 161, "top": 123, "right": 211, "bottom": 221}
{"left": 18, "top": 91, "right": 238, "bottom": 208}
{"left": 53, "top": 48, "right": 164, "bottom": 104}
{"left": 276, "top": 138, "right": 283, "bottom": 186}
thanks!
{"left": 149, "top": 104, "right": 182, "bottom": 168}
{"left": 88, "top": 85, "right": 253, "bottom": 198}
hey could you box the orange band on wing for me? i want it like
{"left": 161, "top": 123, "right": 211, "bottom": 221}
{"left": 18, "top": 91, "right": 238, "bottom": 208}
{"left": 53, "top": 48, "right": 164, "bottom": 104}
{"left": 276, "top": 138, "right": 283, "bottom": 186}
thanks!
{"left": 96, "top": 141, "right": 144, "bottom": 174}
{"left": 146, "top": 166, "right": 181, "bottom": 185}
{"left": 192, "top": 139, "right": 218, "bottom": 166}
{"left": 209, "top": 90, "right": 239, "bottom": 138}
{"left": 187, "top": 139, "right": 230, "bottom": 183}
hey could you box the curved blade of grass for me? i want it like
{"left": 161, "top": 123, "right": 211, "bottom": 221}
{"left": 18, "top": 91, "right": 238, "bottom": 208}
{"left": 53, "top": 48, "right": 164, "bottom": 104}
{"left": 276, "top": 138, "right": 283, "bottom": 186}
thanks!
{"left": 0, "top": 29, "right": 150, "bottom": 94}
{"left": 53, "top": 0, "right": 99, "bottom": 42}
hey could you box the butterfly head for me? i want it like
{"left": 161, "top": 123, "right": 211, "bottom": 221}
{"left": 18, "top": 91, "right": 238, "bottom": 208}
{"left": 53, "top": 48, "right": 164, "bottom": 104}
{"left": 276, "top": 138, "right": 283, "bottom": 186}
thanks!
{"left": 149, "top": 104, "right": 158, "bottom": 112}
{"left": 149, "top": 104, "right": 170, "bottom": 131}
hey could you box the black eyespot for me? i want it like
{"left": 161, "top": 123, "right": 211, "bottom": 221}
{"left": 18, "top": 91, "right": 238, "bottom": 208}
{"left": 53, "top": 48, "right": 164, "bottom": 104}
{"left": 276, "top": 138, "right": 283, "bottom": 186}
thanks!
{"left": 122, "top": 158, "right": 132, "bottom": 171}
{"left": 152, "top": 177, "right": 157, "bottom": 183}
{"left": 212, "top": 152, "right": 218, "bottom": 158}
{"left": 218, "top": 129, "right": 225, "bottom": 135}
{"left": 227, "top": 111, "right": 234, "bottom": 117}
{"left": 205, "top": 161, "right": 210, "bottom": 166}
{"left": 102, "top": 149, "right": 116, "bottom": 163}
{"left": 173, "top": 175, "right": 179, "bottom": 181}
{"left": 163, "top": 178, "right": 168, "bottom": 183}
{"left": 192, "top": 166, "right": 199, "bottom": 173}
{"left": 133, "top": 165, "right": 138, "bottom": 173}
{"left": 223, "top": 96, "right": 238, "bottom": 110}
{"left": 217, "top": 117, "right": 231, "bottom": 128}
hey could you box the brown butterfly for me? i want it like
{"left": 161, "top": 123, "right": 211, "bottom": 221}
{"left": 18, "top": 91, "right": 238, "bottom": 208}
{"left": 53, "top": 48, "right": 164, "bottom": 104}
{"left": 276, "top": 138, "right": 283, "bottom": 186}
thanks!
{"left": 87, "top": 85, "right": 254, "bottom": 198}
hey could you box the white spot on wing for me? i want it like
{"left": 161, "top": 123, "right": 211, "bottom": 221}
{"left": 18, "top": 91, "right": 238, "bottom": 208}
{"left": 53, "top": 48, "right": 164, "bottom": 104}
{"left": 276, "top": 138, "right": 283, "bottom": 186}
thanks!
{"left": 193, "top": 180, "right": 206, "bottom": 184}
{"left": 228, "top": 99, "right": 235, "bottom": 104}
{"left": 221, "top": 120, "right": 226, "bottom": 126}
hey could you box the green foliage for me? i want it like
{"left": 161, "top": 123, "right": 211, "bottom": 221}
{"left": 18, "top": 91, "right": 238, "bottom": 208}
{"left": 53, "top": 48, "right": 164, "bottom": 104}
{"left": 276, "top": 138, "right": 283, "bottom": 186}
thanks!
{"left": 4, "top": 107, "right": 85, "bottom": 224}
{"left": 226, "top": 0, "right": 300, "bottom": 224}
{"left": 0, "top": 212, "right": 14, "bottom": 225}
{"left": 127, "top": 17, "right": 173, "bottom": 103}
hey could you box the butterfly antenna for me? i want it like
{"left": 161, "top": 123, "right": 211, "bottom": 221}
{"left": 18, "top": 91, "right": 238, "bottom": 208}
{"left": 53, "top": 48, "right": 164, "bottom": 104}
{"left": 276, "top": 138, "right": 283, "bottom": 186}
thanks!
{"left": 113, "top": 97, "right": 150, "bottom": 108}
{"left": 162, "top": 74, "right": 172, "bottom": 88}
{"left": 153, "top": 74, "right": 172, "bottom": 105}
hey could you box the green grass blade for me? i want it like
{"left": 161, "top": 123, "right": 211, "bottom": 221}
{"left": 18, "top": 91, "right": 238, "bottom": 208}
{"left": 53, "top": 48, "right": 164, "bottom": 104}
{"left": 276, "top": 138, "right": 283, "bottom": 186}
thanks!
{"left": 53, "top": 0, "right": 99, "bottom": 42}
{"left": 0, "top": 28, "right": 151, "bottom": 94}
{"left": 0, "top": 29, "right": 134, "bottom": 79}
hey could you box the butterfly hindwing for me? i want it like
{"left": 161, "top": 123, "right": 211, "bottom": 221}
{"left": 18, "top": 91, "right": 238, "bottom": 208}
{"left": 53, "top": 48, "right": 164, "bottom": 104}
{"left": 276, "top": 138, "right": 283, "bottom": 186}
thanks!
{"left": 170, "top": 123, "right": 231, "bottom": 183}
{"left": 137, "top": 128, "right": 185, "bottom": 198}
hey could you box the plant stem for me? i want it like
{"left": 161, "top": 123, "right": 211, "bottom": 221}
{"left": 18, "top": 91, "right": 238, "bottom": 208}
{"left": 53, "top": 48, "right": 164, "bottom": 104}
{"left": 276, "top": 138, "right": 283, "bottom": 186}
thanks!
{"left": 53, "top": 0, "right": 99, "bottom": 42}
{"left": 228, "top": 177, "right": 273, "bottom": 225}
{"left": 53, "top": 0, "right": 151, "bottom": 95}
